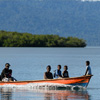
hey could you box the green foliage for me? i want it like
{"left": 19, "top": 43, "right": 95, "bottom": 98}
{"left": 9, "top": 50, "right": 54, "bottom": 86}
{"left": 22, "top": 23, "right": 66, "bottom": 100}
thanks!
{"left": 0, "top": 31, "right": 86, "bottom": 47}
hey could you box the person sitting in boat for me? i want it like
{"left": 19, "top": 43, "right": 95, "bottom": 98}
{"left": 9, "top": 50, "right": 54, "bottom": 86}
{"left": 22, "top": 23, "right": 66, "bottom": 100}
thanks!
{"left": 1, "top": 63, "right": 10, "bottom": 80}
{"left": 2, "top": 69, "right": 17, "bottom": 82}
{"left": 2, "top": 74, "right": 9, "bottom": 82}
{"left": 62, "top": 65, "right": 69, "bottom": 78}
{"left": 85, "top": 61, "right": 92, "bottom": 75}
{"left": 54, "top": 65, "right": 62, "bottom": 78}
{"left": 8, "top": 69, "right": 17, "bottom": 81}
{"left": 44, "top": 65, "right": 53, "bottom": 79}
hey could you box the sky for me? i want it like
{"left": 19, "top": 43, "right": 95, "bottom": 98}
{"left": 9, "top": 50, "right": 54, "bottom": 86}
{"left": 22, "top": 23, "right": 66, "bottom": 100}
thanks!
{"left": 81, "top": 0, "right": 100, "bottom": 1}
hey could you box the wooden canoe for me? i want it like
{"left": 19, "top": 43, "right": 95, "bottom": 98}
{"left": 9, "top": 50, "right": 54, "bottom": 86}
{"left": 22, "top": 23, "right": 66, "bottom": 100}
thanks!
{"left": 0, "top": 75, "right": 93, "bottom": 88}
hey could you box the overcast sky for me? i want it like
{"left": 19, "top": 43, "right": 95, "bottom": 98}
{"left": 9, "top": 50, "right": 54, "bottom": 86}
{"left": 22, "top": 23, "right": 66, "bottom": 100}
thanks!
{"left": 81, "top": 0, "right": 100, "bottom": 1}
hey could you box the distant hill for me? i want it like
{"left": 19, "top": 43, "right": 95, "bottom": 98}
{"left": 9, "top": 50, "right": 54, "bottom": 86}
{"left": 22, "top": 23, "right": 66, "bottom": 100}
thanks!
{"left": 0, "top": 31, "right": 86, "bottom": 47}
{"left": 0, "top": 0, "right": 100, "bottom": 46}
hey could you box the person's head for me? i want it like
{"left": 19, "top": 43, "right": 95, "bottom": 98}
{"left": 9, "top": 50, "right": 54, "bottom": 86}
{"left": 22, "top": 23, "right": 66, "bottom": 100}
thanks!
{"left": 86, "top": 61, "right": 90, "bottom": 66}
{"left": 57, "top": 65, "right": 61, "bottom": 70}
{"left": 9, "top": 69, "right": 12, "bottom": 75}
{"left": 5, "top": 63, "right": 10, "bottom": 69}
{"left": 46, "top": 65, "right": 51, "bottom": 72}
{"left": 64, "top": 65, "right": 68, "bottom": 71}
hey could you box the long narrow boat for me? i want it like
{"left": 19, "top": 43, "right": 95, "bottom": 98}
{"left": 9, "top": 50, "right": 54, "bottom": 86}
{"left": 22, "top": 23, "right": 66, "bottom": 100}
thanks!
{"left": 0, "top": 75, "right": 93, "bottom": 88}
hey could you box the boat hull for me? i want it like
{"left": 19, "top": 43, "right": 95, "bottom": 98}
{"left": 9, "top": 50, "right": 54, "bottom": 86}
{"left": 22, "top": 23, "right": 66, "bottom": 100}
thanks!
{"left": 0, "top": 75, "right": 92, "bottom": 88}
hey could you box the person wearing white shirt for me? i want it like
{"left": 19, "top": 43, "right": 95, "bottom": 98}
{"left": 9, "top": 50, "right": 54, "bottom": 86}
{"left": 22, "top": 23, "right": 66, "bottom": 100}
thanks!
{"left": 2, "top": 74, "right": 9, "bottom": 82}
{"left": 85, "top": 61, "right": 92, "bottom": 75}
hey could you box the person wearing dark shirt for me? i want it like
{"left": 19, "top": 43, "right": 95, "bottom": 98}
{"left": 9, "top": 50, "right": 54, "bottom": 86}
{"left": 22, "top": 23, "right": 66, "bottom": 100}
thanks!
{"left": 62, "top": 65, "right": 69, "bottom": 78}
{"left": 54, "top": 65, "right": 62, "bottom": 78}
{"left": 8, "top": 69, "right": 17, "bottom": 81}
{"left": 1, "top": 63, "right": 10, "bottom": 79}
{"left": 44, "top": 65, "right": 53, "bottom": 79}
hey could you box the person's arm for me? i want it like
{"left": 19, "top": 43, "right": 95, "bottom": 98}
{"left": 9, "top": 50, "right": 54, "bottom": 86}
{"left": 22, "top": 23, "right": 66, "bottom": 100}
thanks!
{"left": 44, "top": 72, "right": 47, "bottom": 79}
{"left": 54, "top": 72, "right": 55, "bottom": 77}
{"left": 1, "top": 69, "right": 5, "bottom": 79}
{"left": 85, "top": 67, "right": 88, "bottom": 75}
{"left": 12, "top": 77, "right": 17, "bottom": 81}
{"left": 67, "top": 71, "right": 69, "bottom": 78}
{"left": 54, "top": 71, "right": 57, "bottom": 78}
{"left": 59, "top": 71, "right": 62, "bottom": 77}
{"left": 62, "top": 71, "right": 64, "bottom": 78}
{"left": 51, "top": 73, "right": 53, "bottom": 79}
{"left": 57, "top": 72, "right": 62, "bottom": 78}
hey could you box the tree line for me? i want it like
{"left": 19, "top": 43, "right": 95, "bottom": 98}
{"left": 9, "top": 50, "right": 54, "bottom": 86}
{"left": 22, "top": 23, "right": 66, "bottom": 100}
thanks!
{"left": 0, "top": 31, "right": 86, "bottom": 47}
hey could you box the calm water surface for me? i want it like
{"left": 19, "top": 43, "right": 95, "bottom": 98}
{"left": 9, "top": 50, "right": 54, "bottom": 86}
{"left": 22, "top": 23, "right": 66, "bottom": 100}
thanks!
{"left": 0, "top": 47, "right": 99, "bottom": 100}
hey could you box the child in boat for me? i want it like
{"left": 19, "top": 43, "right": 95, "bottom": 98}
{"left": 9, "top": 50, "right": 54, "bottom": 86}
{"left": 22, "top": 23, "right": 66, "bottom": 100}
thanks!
{"left": 8, "top": 69, "right": 12, "bottom": 78}
{"left": 44, "top": 65, "right": 53, "bottom": 79}
{"left": 2, "top": 74, "right": 9, "bottom": 82}
{"left": 1, "top": 63, "right": 10, "bottom": 80}
{"left": 85, "top": 61, "right": 92, "bottom": 75}
{"left": 54, "top": 65, "right": 62, "bottom": 78}
{"left": 62, "top": 65, "right": 69, "bottom": 78}
{"left": 8, "top": 69, "right": 17, "bottom": 81}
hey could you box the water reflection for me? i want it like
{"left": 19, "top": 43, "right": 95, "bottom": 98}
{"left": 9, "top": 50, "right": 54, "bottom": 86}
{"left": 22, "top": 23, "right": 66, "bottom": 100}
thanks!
{"left": 0, "top": 88, "right": 90, "bottom": 100}
{"left": 0, "top": 88, "right": 12, "bottom": 100}
{"left": 42, "top": 90, "right": 90, "bottom": 100}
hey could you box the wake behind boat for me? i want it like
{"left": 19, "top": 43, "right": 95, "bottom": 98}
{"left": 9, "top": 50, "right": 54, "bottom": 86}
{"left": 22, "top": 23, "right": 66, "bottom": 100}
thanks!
{"left": 0, "top": 75, "right": 93, "bottom": 88}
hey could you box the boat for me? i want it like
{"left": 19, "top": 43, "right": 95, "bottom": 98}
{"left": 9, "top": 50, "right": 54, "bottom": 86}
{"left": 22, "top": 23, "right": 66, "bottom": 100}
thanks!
{"left": 0, "top": 75, "right": 93, "bottom": 88}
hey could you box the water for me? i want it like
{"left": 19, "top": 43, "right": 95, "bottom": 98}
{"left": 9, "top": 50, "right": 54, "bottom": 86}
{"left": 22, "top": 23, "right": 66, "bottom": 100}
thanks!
{"left": 0, "top": 47, "right": 99, "bottom": 100}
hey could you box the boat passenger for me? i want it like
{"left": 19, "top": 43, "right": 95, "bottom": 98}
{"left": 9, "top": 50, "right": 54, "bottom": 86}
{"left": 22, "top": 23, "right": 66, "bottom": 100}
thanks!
{"left": 1, "top": 63, "right": 10, "bottom": 80}
{"left": 62, "top": 65, "right": 69, "bottom": 78}
{"left": 54, "top": 65, "right": 62, "bottom": 78}
{"left": 2, "top": 74, "right": 9, "bottom": 82}
{"left": 44, "top": 65, "right": 53, "bottom": 79}
{"left": 85, "top": 61, "right": 92, "bottom": 75}
{"left": 8, "top": 69, "right": 12, "bottom": 78}
{"left": 8, "top": 69, "right": 17, "bottom": 81}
